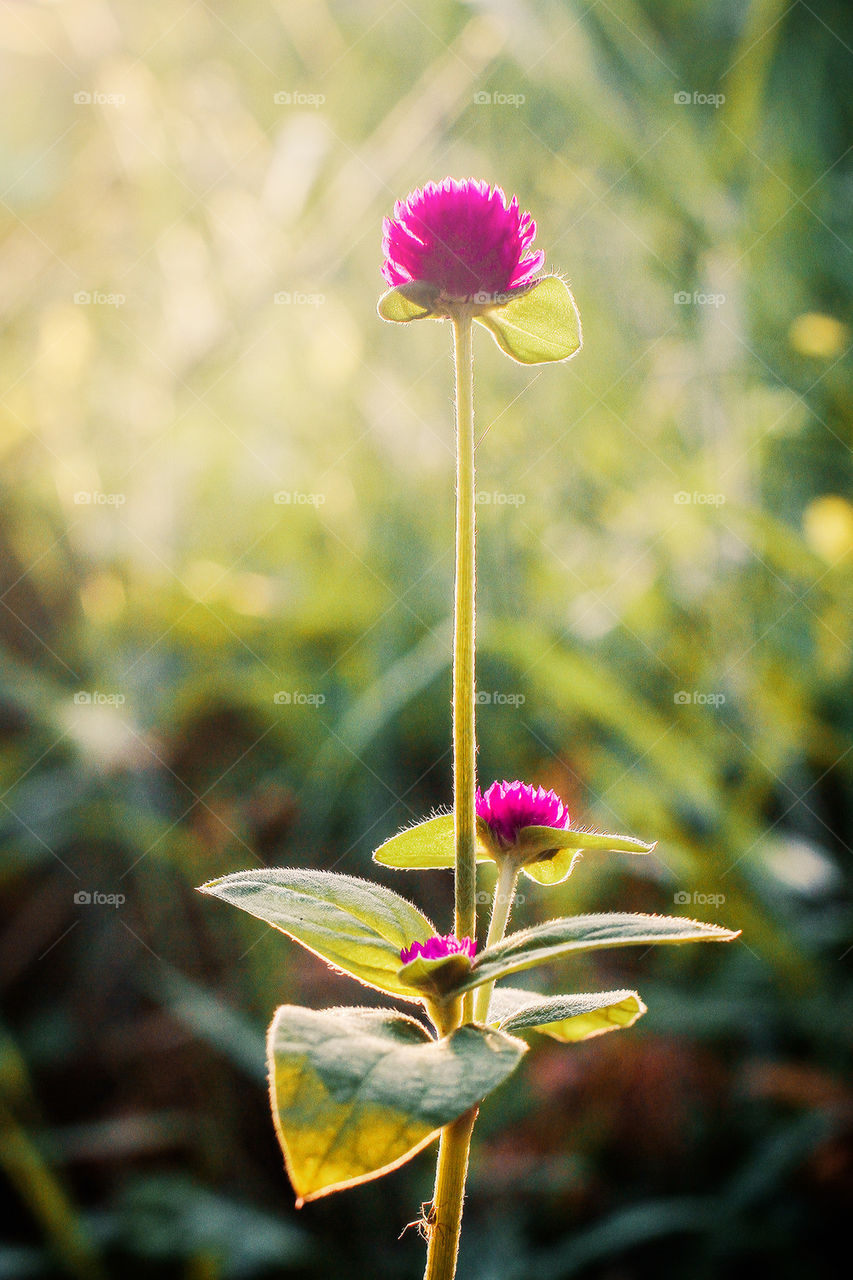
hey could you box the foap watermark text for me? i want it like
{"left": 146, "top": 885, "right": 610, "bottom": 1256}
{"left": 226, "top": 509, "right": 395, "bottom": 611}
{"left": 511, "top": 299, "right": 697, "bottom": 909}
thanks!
{"left": 674, "top": 491, "right": 725, "bottom": 506}
{"left": 674, "top": 889, "right": 726, "bottom": 907}
{"left": 473, "top": 91, "right": 525, "bottom": 107}
{"left": 674, "top": 290, "right": 725, "bottom": 307}
{"left": 674, "top": 691, "right": 725, "bottom": 707}
{"left": 674, "top": 91, "right": 725, "bottom": 108}
{"left": 476, "top": 491, "right": 525, "bottom": 506}
{"left": 274, "top": 491, "right": 325, "bottom": 506}
{"left": 74, "top": 890, "right": 126, "bottom": 907}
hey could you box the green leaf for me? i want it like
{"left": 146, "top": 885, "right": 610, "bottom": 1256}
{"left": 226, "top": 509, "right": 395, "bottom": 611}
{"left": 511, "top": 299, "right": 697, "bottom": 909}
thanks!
{"left": 372, "top": 815, "right": 651, "bottom": 882}
{"left": 198, "top": 869, "right": 435, "bottom": 1001}
{"left": 372, "top": 813, "right": 456, "bottom": 868}
{"left": 456, "top": 913, "right": 740, "bottom": 996}
{"left": 516, "top": 827, "right": 656, "bottom": 886}
{"left": 489, "top": 986, "right": 647, "bottom": 1042}
{"left": 267, "top": 1005, "right": 527, "bottom": 1203}
{"left": 475, "top": 276, "right": 582, "bottom": 364}
{"left": 376, "top": 281, "right": 437, "bottom": 323}
{"left": 372, "top": 813, "right": 494, "bottom": 870}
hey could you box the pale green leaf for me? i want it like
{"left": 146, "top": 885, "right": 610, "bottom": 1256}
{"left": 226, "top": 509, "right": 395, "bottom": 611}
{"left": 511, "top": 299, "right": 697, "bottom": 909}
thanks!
{"left": 489, "top": 986, "right": 647, "bottom": 1041}
{"left": 517, "top": 827, "right": 656, "bottom": 886}
{"left": 372, "top": 813, "right": 456, "bottom": 868}
{"left": 372, "top": 815, "right": 653, "bottom": 886}
{"left": 372, "top": 813, "right": 495, "bottom": 870}
{"left": 198, "top": 869, "right": 435, "bottom": 1001}
{"left": 457, "top": 913, "right": 740, "bottom": 995}
{"left": 475, "top": 276, "right": 582, "bottom": 364}
{"left": 376, "top": 282, "right": 436, "bottom": 323}
{"left": 268, "top": 1005, "right": 526, "bottom": 1203}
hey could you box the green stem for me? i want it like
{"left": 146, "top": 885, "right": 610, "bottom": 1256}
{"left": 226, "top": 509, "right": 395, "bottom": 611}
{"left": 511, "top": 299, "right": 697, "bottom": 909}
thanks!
{"left": 474, "top": 860, "right": 520, "bottom": 1023}
{"left": 422, "top": 1106, "right": 478, "bottom": 1280}
{"left": 422, "top": 862, "right": 519, "bottom": 1280}
{"left": 423, "top": 308, "right": 478, "bottom": 1280}
{"left": 451, "top": 310, "right": 477, "bottom": 990}
{"left": 423, "top": 860, "right": 519, "bottom": 1278}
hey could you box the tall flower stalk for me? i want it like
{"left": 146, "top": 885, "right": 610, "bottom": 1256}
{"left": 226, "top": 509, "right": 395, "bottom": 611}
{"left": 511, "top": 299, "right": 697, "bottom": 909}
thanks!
{"left": 451, "top": 309, "right": 477, "bottom": 1011}
{"left": 198, "top": 177, "right": 740, "bottom": 1280}
{"left": 422, "top": 306, "right": 478, "bottom": 1279}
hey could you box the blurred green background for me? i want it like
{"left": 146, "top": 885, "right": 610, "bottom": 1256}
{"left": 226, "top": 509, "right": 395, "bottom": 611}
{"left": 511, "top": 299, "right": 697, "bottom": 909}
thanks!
{"left": 1, "top": 0, "right": 852, "bottom": 1276}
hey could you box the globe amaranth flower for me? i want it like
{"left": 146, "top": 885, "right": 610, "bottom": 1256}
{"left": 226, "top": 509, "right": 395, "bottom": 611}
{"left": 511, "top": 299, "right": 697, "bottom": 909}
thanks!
{"left": 381, "top": 178, "right": 545, "bottom": 302}
{"left": 400, "top": 933, "right": 477, "bottom": 966}
{"left": 474, "top": 780, "right": 654, "bottom": 886}
{"left": 475, "top": 779, "right": 582, "bottom": 886}
{"left": 476, "top": 780, "right": 571, "bottom": 848}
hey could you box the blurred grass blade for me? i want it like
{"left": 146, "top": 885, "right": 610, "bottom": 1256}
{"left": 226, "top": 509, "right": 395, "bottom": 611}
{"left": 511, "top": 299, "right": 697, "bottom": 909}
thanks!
{"left": 0, "top": 1099, "right": 105, "bottom": 1280}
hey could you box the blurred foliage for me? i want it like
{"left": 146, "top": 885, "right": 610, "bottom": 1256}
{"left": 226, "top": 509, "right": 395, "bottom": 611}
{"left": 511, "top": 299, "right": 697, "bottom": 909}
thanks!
{"left": 1, "top": 0, "right": 852, "bottom": 1276}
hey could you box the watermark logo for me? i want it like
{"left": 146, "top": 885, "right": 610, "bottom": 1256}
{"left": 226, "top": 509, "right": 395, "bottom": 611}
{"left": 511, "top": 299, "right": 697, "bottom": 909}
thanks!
{"left": 273, "top": 691, "right": 326, "bottom": 706}
{"left": 274, "top": 491, "right": 325, "bottom": 506}
{"left": 674, "top": 491, "right": 725, "bottom": 506}
{"left": 476, "top": 889, "right": 526, "bottom": 906}
{"left": 74, "top": 691, "right": 126, "bottom": 706}
{"left": 73, "top": 291, "right": 126, "bottom": 307}
{"left": 674, "top": 91, "right": 725, "bottom": 108}
{"left": 674, "top": 889, "right": 726, "bottom": 907}
{"left": 74, "top": 491, "right": 126, "bottom": 506}
{"left": 475, "top": 691, "right": 526, "bottom": 706}
{"left": 74, "top": 91, "right": 126, "bottom": 106}
{"left": 475, "top": 491, "right": 526, "bottom": 507}
{"left": 473, "top": 90, "right": 525, "bottom": 107}
{"left": 674, "top": 290, "right": 725, "bottom": 307}
{"left": 273, "top": 90, "right": 325, "bottom": 107}
{"left": 74, "top": 889, "right": 126, "bottom": 907}
{"left": 674, "top": 691, "right": 725, "bottom": 707}
{"left": 274, "top": 291, "right": 325, "bottom": 306}
{"left": 673, "top": 490, "right": 726, "bottom": 506}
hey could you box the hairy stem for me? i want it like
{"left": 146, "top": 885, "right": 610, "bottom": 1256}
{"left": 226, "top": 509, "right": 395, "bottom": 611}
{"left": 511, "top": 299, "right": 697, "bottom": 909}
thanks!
{"left": 423, "top": 309, "right": 478, "bottom": 1280}
{"left": 422, "top": 1106, "right": 478, "bottom": 1280}
{"left": 451, "top": 310, "right": 477, "bottom": 997}
{"left": 474, "top": 860, "right": 520, "bottom": 1023}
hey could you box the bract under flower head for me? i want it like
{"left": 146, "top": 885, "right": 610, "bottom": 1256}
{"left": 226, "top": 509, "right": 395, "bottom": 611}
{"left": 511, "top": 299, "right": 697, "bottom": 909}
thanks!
{"left": 400, "top": 933, "right": 476, "bottom": 966}
{"left": 381, "top": 178, "right": 545, "bottom": 301}
{"left": 476, "top": 780, "right": 571, "bottom": 847}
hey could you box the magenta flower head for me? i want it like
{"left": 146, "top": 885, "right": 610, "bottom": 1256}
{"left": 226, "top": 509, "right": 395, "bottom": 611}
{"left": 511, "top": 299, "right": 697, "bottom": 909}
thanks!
{"left": 476, "top": 780, "right": 571, "bottom": 848}
{"left": 470, "top": 779, "right": 655, "bottom": 886}
{"left": 378, "top": 177, "right": 581, "bottom": 364}
{"left": 400, "top": 933, "right": 476, "bottom": 966}
{"left": 381, "top": 178, "right": 544, "bottom": 303}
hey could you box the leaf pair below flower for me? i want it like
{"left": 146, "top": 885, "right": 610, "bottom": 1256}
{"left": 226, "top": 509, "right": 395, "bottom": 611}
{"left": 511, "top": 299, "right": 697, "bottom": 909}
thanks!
{"left": 372, "top": 812, "right": 655, "bottom": 885}
{"left": 377, "top": 275, "right": 582, "bottom": 365}
{"left": 266, "top": 990, "right": 647, "bottom": 1203}
{"left": 199, "top": 870, "right": 739, "bottom": 1008}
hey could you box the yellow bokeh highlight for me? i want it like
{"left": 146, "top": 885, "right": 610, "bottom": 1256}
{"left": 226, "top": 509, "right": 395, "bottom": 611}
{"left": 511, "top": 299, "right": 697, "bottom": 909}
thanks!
{"left": 788, "top": 312, "right": 849, "bottom": 359}
{"left": 803, "top": 495, "right": 853, "bottom": 563}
